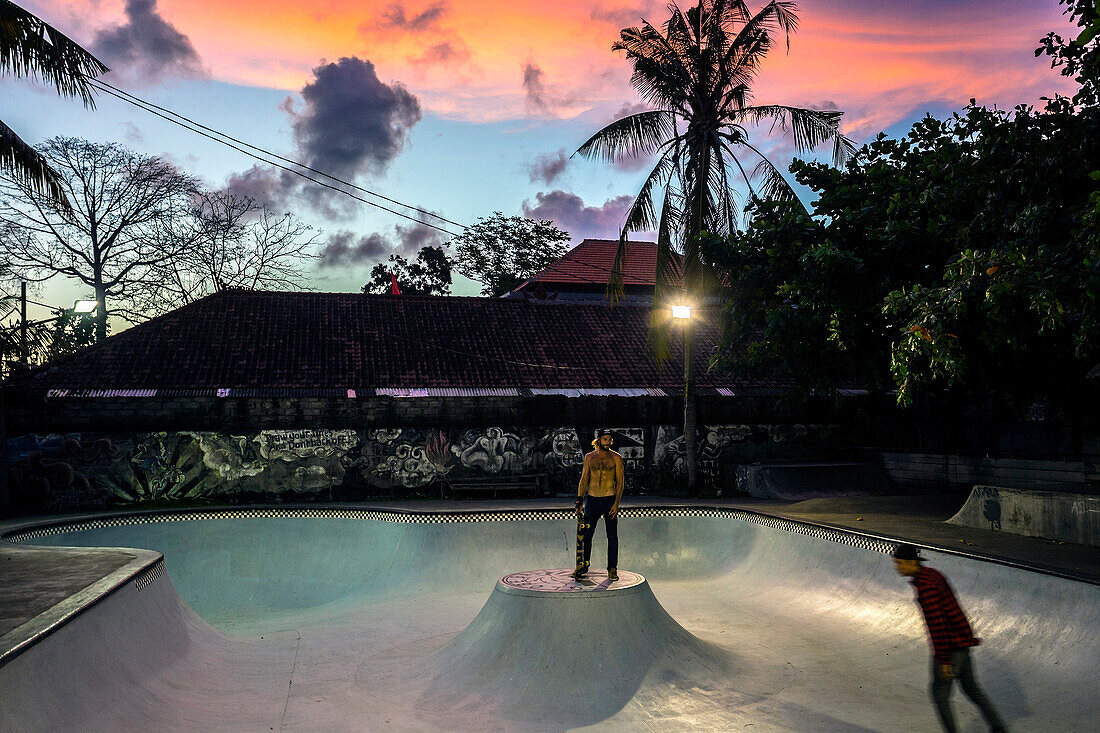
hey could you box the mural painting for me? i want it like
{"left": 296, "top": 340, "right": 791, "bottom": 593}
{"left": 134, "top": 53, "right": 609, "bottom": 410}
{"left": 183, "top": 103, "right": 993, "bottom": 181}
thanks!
{"left": 5, "top": 423, "right": 840, "bottom": 512}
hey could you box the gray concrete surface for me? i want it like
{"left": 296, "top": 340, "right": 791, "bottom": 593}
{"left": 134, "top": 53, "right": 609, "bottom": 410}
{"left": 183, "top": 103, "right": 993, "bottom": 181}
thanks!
{"left": 947, "top": 486, "right": 1100, "bottom": 547}
{"left": 0, "top": 503, "right": 1097, "bottom": 731}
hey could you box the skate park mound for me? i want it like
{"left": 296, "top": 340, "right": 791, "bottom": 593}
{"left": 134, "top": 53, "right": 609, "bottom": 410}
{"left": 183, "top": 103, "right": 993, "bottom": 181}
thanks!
{"left": 417, "top": 568, "right": 736, "bottom": 728}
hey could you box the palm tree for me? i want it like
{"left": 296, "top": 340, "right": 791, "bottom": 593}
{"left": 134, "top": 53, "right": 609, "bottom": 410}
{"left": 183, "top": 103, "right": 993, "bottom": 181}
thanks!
{"left": 576, "top": 0, "right": 855, "bottom": 492}
{"left": 0, "top": 0, "right": 108, "bottom": 209}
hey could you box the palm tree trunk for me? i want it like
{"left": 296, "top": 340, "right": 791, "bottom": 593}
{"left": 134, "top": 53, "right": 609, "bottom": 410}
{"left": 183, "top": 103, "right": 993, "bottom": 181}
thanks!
{"left": 684, "top": 324, "right": 697, "bottom": 495}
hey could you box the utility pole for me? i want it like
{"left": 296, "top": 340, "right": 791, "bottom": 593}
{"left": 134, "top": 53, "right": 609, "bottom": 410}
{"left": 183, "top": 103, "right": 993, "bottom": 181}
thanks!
{"left": 20, "top": 281, "right": 27, "bottom": 364}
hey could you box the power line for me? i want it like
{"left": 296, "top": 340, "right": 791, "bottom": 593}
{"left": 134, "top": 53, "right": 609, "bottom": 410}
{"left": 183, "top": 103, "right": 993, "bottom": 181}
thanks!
{"left": 86, "top": 79, "right": 465, "bottom": 237}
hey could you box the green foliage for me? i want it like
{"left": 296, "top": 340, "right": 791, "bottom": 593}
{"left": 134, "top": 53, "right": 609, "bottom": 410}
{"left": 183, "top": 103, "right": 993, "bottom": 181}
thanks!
{"left": 1037, "top": 0, "right": 1100, "bottom": 108}
{"left": 714, "top": 101, "right": 1100, "bottom": 404}
{"left": 450, "top": 212, "right": 570, "bottom": 297}
{"left": 363, "top": 246, "right": 453, "bottom": 296}
{"left": 42, "top": 306, "right": 99, "bottom": 360}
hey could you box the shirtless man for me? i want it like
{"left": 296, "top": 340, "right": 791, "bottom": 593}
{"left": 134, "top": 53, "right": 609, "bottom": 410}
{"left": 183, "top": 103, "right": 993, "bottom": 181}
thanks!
{"left": 572, "top": 429, "right": 625, "bottom": 581}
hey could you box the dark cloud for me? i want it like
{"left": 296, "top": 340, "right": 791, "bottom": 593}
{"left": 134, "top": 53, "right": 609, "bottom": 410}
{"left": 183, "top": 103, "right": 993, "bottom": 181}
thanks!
{"left": 121, "top": 121, "right": 144, "bottom": 145}
{"left": 612, "top": 101, "right": 652, "bottom": 120}
{"left": 589, "top": 2, "right": 663, "bottom": 27}
{"left": 411, "top": 41, "right": 470, "bottom": 66}
{"left": 321, "top": 230, "right": 392, "bottom": 267}
{"left": 91, "top": 0, "right": 206, "bottom": 85}
{"left": 226, "top": 57, "right": 422, "bottom": 220}
{"left": 293, "top": 57, "right": 422, "bottom": 181}
{"left": 522, "top": 63, "right": 552, "bottom": 114}
{"left": 521, "top": 190, "right": 636, "bottom": 240}
{"left": 394, "top": 220, "right": 445, "bottom": 254}
{"left": 379, "top": 1, "right": 448, "bottom": 32}
{"left": 526, "top": 150, "right": 569, "bottom": 185}
{"left": 224, "top": 165, "right": 293, "bottom": 212}
{"left": 522, "top": 63, "right": 574, "bottom": 116}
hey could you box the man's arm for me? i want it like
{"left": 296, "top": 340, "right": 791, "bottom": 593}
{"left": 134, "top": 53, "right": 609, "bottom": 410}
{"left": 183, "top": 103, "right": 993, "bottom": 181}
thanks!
{"left": 576, "top": 456, "right": 590, "bottom": 516}
{"left": 577, "top": 456, "right": 590, "bottom": 498}
{"left": 610, "top": 453, "right": 625, "bottom": 516}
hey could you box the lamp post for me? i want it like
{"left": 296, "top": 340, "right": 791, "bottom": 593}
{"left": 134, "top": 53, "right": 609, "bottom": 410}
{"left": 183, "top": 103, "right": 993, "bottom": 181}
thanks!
{"left": 672, "top": 301, "right": 697, "bottom": 496}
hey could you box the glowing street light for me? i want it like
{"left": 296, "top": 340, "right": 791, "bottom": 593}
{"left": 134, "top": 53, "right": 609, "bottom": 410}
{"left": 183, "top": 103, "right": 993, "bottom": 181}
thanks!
{"left": 670, "top": 299, "right": 697, "bottom": 494}
{"left": 73, "top": 300, "right": 98, "bottom": 313}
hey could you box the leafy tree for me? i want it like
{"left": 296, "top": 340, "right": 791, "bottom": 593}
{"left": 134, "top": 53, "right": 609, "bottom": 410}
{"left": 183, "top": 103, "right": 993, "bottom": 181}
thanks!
{"left": 1037, "top": 0, "right": 1100, "bottom": 109}
{"left": 450, "top": 212, "right": 569, "bottom": 296}
{"left": 0, "top": 137, "right": 198, "bottom": 341}
{"left": 713, "top": 102, "right": 1100, "bottom": 405}
{"left": 0, "top": 1, "right": 108, "bottom": 208}
{"left": 576, "top": 0, "right": 855, "bottom": 305}
{"left": 363, "top": 246, "right": 453, "bottom": 296}
{"left": 136, "top": 190, "right": 321, "bottom": 314}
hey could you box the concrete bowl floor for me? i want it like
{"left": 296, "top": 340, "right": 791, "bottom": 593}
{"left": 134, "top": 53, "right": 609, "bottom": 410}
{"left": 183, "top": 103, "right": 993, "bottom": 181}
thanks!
{"left": 1, "top": 513, "right": 1097, "bottom": 732}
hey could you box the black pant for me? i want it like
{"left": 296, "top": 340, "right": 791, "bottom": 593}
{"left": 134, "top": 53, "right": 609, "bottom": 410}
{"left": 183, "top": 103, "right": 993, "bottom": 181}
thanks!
{"left": 577, "top": 495, "right": 618, "bottom": 569}
{"left": 931, "top": 649, "right": 1006, "bottom": 733}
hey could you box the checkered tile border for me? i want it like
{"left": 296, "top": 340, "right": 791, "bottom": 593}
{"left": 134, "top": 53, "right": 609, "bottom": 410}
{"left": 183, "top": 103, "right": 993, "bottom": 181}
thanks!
{"left": 1, "top": 506, "right": 900, "bottom": 555}
{"left": 133, "top": 560, "right": 164, "bottom": 592}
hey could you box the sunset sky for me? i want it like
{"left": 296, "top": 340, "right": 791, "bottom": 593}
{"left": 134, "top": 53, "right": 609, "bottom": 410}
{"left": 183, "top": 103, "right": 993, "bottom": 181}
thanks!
{"left": 3, "top": 0, "right": 1080, "bottom": 311}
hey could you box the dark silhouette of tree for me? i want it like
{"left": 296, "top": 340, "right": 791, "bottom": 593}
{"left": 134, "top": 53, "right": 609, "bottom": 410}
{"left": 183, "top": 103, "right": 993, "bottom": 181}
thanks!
{"left": 0, "top": 137, "right": 198, "bottom": 342}
{"left": 451, "top": 212, "right": 569, "bottom": 296}
{"left": 364, "top": 246, "right": 453, "bottom": 296}
{"left": 136, "top": 190, "right": 322, "bottom": 315}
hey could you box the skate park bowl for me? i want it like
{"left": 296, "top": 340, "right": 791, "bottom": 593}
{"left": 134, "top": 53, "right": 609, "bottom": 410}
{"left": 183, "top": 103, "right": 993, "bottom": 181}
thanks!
{"left": 1, "top": 507, "right": 1097, "bottom": 731}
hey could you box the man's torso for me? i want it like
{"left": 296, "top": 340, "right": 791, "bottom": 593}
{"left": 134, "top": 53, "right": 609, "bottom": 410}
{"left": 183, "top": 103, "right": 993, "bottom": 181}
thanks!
{"left": 584, "top": 449, "right": 622, "bottom": 497}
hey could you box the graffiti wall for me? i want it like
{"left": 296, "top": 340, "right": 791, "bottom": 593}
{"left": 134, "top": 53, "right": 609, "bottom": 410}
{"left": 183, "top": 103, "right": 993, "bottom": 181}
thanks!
{"left": 4, "top": 423, "right": 840, "bottom": 512}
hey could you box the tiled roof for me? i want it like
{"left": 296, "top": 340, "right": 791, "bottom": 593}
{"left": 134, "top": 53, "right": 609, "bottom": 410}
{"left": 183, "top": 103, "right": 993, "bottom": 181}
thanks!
{"left": 9, "top": 290, "right": 787, "bottom": 394}
{"left": 521, "top": 239, "right": 682, "bottom": 289}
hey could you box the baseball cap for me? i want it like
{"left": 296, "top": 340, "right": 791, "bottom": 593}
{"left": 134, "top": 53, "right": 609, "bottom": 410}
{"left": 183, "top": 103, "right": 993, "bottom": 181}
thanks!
{"left": 891, "top": 543, "right": 925, "bottom": 562}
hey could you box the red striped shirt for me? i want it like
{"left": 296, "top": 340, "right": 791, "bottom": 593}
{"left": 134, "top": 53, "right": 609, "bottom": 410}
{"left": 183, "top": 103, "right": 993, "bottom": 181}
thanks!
{"left": 911, "top": 566, "right": 979, "bottom": 662}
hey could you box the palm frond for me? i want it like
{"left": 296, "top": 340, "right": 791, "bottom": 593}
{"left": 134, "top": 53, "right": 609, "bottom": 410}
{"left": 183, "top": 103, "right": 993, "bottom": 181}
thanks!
{"left": 0, "top": 0, "right": 108, "bottom": 107}
{"left": 0, "top": 119, "right": 69, "bottom": 208}
{"left": 574, "top": 110, "right": 677, "bottom": 163}
{"left": 746, "top": 149, "right": 799, "bottom": 205}
{"left": 606, "top": 233, "right": 629, "bottom": 304}
{"left": 621, "top": 149, "right": 677, "bottom": 233}
{"left": 646, "top": 189, "right": 681, "bottom": 364}
{"left": 736, "top": 104, "right": 855, "bottom": 166}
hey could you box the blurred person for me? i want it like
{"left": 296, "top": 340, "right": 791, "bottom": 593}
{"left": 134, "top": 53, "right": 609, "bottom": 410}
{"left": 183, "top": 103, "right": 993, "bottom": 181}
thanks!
{"left": 892, "top": 543, "right": 1007, "bottom": 733}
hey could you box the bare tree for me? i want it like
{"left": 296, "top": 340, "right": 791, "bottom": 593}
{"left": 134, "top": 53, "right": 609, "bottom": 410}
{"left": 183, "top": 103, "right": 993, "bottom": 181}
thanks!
{"left": 136, "top": 190, "right": 321, "bottom": 314}
{"left": 0, "top": 136, "right": 198, "bottom": 341}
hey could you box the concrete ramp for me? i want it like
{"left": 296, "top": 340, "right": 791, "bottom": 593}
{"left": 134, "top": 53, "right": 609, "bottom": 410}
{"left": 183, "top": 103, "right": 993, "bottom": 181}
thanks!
{"left": 0, "top": 560, "right": 298, "bottom": 733}
{"left": 948, "top": 485, "right": 1100, "bottom": 546}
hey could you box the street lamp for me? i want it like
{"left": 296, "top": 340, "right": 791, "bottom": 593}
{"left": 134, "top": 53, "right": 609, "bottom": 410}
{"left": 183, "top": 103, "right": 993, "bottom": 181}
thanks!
{"left": 73, "top": 300, "right": 98, "bottom": 313}
{"left": 672, "top": 300, "right": 697, "bottom": 495}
